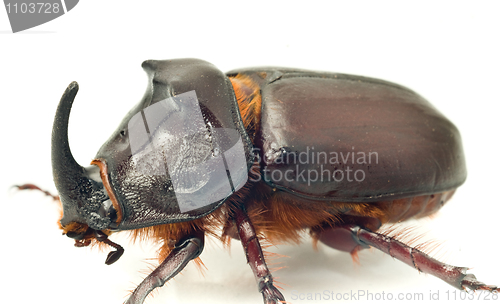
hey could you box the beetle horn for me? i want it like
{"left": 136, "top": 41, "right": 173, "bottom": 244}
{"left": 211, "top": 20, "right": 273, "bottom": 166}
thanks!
{"left": 52, "top": 82, "right": 111, "bottom": 230}
{"left": 51, "top": 82, "right": 84, "bottom": 185}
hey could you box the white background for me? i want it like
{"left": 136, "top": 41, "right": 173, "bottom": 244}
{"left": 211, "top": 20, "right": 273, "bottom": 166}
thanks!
{"left": 1, "top": 1, "right": 499, "bottom": 303}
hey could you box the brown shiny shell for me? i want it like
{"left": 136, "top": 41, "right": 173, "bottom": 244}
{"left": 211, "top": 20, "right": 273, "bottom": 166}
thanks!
{"left": 228, "top": 68, "right": 466, "bottom": 202}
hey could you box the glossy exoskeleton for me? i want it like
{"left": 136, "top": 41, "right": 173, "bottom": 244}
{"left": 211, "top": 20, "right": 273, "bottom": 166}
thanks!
{"left": 27, "top": 59, "right": 498, "bottom": 303}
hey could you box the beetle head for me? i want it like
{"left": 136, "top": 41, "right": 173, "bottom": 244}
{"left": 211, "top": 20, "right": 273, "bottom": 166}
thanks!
{"left": 52, "top": 82, "right": 118, "bottom": 230}
{"left": 52, "top": 82, "right": 123, "bottom": 264}
{"left": 52, "top": 59, "right": 253, "bottom": 241}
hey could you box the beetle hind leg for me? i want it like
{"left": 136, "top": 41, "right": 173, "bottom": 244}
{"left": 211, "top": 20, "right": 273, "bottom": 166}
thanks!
{"left": 319, "top": 225, "right": 498, "bottom": 292}
{"left": 234, "top": 206, "right": 286, "bottom": 304}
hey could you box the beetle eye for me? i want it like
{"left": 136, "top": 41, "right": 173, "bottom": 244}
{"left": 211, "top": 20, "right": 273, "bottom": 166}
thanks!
{"left": 120, "top": 130, "right": 126, "bottom": 137}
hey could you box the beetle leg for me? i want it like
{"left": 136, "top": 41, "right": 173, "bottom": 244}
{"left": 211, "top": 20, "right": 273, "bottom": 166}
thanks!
{"left": 12, "top": 183, "right": 59, "bottom": 200}
{"left": 234, "top": 207, "right": 286, "bottom": 304}
{"left": 343, "top": 225, "right": 498, "bottom": 292}
{"left": 124, "top": 230, "right": 204, "bottom": 304}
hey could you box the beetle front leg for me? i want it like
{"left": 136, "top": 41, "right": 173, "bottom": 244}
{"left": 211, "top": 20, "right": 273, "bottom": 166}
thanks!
{"left": 234, "top": 207, "right": 285, "bottom": 304}
{"left": 13, "top": 184, "right": 59, "bottom": 201}
{"left": 125, "top": 230, "right": 204, "bottom": 304}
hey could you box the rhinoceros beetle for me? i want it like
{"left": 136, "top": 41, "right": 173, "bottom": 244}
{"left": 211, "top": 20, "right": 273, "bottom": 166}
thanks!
{"left": 23, "top": 58, "right": 498, "bottom": 303}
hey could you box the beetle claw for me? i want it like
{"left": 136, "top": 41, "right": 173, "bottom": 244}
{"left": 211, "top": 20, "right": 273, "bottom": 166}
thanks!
{"left": 461, "top": 274, "right": 498, "bottom": 293}
{"left": 261, "top": 283, "right": 285, "bottom": 304}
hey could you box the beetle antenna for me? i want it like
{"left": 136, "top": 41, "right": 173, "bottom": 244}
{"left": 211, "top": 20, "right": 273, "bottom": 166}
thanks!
{"left": 94, "top": 230, "right": 124, "bottom": 265}
{"left": 102, "top": 238, "right": 125, "bottom": 265}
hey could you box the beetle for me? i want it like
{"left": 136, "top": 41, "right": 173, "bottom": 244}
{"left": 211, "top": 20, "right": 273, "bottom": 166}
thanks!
{"left": 21, "top": 58, "right": 497, "bottom": 303}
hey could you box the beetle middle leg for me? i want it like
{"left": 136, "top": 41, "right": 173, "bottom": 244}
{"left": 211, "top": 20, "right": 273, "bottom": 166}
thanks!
{"left": 234, "top": 206, "right": 286, "bottom": 304}
{"left": 125, "top": 230, "right": 205, "bottom": 304}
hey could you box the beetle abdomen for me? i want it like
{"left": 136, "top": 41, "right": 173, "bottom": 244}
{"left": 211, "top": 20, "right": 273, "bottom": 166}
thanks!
{"left": 228, "top": 69, "right": 466, "bottom": 203}
{"left": 239, "top": 183, "right": 456, "bottom": 245}
{"left": 342, "top": 190, "right": 456, "bottom": 225}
